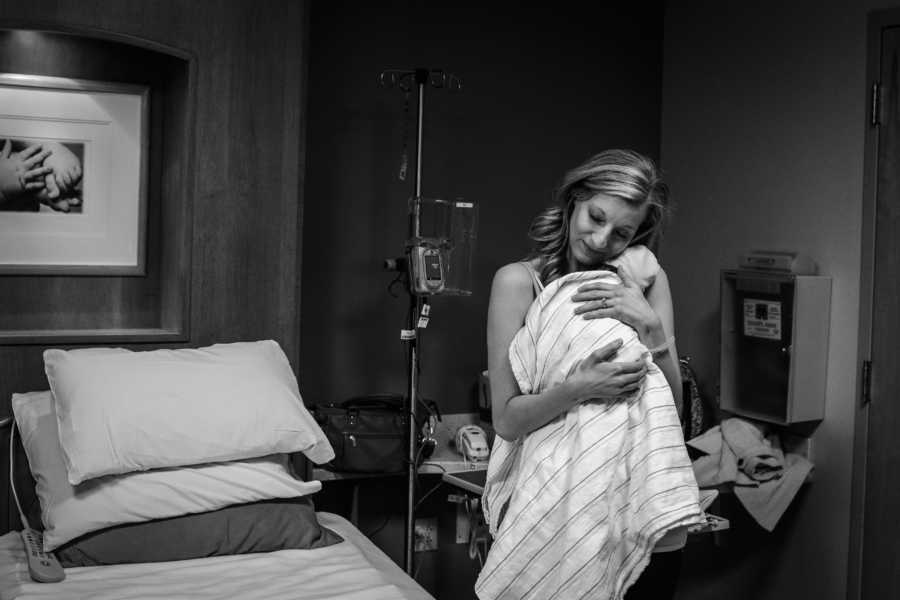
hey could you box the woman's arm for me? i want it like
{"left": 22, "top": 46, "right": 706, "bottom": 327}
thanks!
{"left": 571, "top": 267, "right": 683, "bottom": 415}
{"left": 644, "top": 269, "right": 684, "bottom": 415}
{"left": 487, "top": 263, "right": 646, "bottom": 441}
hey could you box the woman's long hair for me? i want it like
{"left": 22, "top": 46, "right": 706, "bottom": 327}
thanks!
{"left": 528, "top": 149, "right": 671, "bottom": 285}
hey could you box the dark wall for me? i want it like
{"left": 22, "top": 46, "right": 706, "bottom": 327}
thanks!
{"left": 0, "top": 0, "right": 308, "bottom": 532}
{"left": 301, "top": 0, "right": 666, "bottom": 413}
{"left": 661, "top": 2, "right": 886, "bottom": 599}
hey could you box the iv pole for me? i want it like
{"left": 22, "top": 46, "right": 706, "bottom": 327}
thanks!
{"left": 406, "top": 69, "right": 426, "bottom": 578}
{"left": 379, "top": 67, "right": 461, "bottom": 575}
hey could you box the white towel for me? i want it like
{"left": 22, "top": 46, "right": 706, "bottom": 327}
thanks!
{"left": 477, "top": 270, "right": 702, "bottom": 600}
{"left": 689, "top": 419, "right": 784, "bottom": 487}
{"left": 686, "top": 418, "right": 813, "bottom": 531}
{"left": 734, "top": 453, "right": 812, "bottom": 531}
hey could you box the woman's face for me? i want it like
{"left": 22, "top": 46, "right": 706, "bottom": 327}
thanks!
{"left": 567, "top": 192, "right": 647, "bottom": 271}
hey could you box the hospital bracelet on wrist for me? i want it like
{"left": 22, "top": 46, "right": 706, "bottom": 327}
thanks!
{"left": 647, "top": 336, "right": 675, "bottom": 359}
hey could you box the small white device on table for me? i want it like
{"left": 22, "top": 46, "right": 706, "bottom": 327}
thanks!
{"left": 455, "top": 425, "right": 489, "bottom": 463}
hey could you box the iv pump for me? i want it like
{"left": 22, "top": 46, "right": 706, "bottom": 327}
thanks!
{"left": 384, "top": 196, "right": 478, "bottom": 297}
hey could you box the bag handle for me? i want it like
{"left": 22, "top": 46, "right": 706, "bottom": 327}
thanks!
{"left": 339, "top": 394, "right": 404, "bottom": 412}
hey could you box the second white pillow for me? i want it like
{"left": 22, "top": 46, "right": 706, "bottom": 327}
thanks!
{"left": 12, "top": 390, "right": 323, "bottom": 551}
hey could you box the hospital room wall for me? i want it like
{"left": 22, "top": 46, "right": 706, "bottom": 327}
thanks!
{"left": 660, "top": 1, "right": 893, "bottom": 599}
{"left": 300, "top": 0, "right": 666, "bottom": 413}
{"left": 0, "top": 0, "right": 309, "bottom": 533}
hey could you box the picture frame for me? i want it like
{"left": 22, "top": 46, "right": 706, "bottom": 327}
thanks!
{"left": 0, "top": 73, "right": 149, "bottom": 275}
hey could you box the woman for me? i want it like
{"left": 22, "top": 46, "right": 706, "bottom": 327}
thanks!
{"left": 478, "top": 149, "right": 698, "bottom": 600}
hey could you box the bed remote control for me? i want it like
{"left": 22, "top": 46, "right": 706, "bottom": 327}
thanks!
{"left": 20, "top": 528, "right": 65, "bottom": 583}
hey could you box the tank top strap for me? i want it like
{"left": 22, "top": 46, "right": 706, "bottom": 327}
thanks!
{"left": 519, "top": 261, "right": 545, "bottom": 297}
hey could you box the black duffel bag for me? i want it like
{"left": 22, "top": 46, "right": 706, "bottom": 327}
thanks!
{"left": 314, "top": 395, "right": 409, "bottom": 474}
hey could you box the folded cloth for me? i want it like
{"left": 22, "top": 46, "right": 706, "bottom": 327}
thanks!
{"left": 688, "top": 425, "right": 737, "bottom": 486}
{"left": 735, "top": 453, "right": 813, "bottom": 531}
{"left": 721, "top": 418, "right": 784, "bottom": 484}
{"left": 687, "top": 417, "right": 812, "bottom": 531}
{"left": 478, "top": 270, "right": 702, "bottom": 600}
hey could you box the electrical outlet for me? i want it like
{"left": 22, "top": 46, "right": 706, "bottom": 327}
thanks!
{"left": 414, "top": 517, "right": 438, "bottom": 552}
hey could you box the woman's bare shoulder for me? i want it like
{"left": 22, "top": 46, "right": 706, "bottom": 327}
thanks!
{"left": 493, "top": 261, "right": 535, "bottom": 290}
{"left": 489, "top": 262, "right": 537, "bottom": 326}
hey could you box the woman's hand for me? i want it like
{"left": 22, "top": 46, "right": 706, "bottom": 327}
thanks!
{"left": 566, "top": 339, "right": 648, "bottom": 401}
{"left": 571, "top": 269, "right": 662, "bottom": 340}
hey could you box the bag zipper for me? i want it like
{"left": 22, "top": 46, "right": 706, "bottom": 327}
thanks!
{"left": 345, "top": 432, "right": 402, "bottom": 448}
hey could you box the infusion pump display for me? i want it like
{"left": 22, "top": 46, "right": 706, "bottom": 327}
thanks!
{"left": 411, "top": 246, "right": 445, "bottom": 294}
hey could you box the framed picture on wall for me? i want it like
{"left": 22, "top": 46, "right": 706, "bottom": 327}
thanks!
{"left": 0, "top": 73, "right": 148, "bottom": 275}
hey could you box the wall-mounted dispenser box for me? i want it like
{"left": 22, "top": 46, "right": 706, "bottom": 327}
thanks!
{"left": 719, "top": 270, "right": 831, "bottom": 424}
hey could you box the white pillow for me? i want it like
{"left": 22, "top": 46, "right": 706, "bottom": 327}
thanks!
{"left": 12, "top": 390, "right": 324, "bottom": 551}
{"left": 44, "top": 340, "right": 334, "bottom": 484}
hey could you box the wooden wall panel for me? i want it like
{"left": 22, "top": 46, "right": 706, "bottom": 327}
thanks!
{"left": 0, "top": 0, "right": 309, "bottom": 533}
{"left": 0, "top": 30, "right": 188, "bottom": 340}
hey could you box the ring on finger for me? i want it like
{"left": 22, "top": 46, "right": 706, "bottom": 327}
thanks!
{"left": 600, "top": 297, "right": 608, "bottom": 309}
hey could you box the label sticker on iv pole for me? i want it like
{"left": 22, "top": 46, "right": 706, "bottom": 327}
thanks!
{"left": 743, "top": 299, "right": 782, "bottom": 340}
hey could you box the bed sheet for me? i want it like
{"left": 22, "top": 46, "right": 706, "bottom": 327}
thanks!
{"left": 0, "top": 512, "right": 434, "bottom": 600}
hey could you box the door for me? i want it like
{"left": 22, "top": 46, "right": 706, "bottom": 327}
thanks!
{"left": 860, "top": 19, "right": 900, "bottom": 600}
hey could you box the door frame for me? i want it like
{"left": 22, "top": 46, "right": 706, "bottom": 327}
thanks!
{"left": 847, "top": 8, "right": 900, "bottom": 600}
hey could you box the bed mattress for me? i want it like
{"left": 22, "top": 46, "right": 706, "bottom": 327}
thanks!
{"left": 0, "top": 512, "right": 434, "bottom": 600}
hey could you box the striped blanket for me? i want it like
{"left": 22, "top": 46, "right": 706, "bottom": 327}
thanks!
{"left": 476, "top": 270, "right": 701, "bottom": 600}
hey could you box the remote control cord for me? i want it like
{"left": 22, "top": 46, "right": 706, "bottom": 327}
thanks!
{"left": 9, "top": 421, "right": 30, "bottom": 530}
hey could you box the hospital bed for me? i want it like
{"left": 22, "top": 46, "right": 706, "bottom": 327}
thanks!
{"left": 0, "top": 340, "right": 434, "bottom": 600}
{"left": 0, "top": 512, "right": 431, "bottom": 600}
